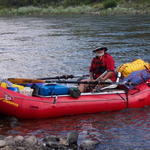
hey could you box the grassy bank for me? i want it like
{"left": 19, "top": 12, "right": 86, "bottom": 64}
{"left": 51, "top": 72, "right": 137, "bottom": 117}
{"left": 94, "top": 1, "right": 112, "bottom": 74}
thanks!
{"left": 0, "top": 0, "right": 149, "bottom": 16}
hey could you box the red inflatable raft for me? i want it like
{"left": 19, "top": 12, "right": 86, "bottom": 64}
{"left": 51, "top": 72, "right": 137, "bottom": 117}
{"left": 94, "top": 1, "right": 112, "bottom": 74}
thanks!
{"left": 0, "top": 79, "right": 150, "bottom": 119}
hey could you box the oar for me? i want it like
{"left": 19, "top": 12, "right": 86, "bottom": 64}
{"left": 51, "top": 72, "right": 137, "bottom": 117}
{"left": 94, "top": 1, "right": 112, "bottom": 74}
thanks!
{"left": 7, "top": 78, "right": 134, "bottom": 86}
{"left": 45, "top": 80, "right": 135, "bottom": 86}
{"left": 7, "top": 78, "right": 95, "bottom": 84}
{"left": 37, "top": 74, "right": 89, "bottom": 80}
{"left": 7, "top": 78, "right": 94, "bottom": 84}
{"left": 7, "top": 75, "right": 89, "bottom": 84}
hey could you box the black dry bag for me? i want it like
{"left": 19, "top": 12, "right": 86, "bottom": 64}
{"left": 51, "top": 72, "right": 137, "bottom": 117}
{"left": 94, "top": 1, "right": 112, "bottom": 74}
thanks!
{"left": 69, "top": 87, "right": 81, "bottom": 98}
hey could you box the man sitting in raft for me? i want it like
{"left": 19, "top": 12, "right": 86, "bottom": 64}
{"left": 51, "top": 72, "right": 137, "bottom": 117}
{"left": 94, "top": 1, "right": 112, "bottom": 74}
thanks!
{"left": 79, "top": 47, "right": 116, "bottom": 92}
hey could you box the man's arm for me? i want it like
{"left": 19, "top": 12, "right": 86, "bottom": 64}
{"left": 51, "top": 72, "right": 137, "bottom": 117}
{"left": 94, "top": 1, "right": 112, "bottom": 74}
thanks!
{"left": 99, "top": 71, "right": 113, "bottom": 82}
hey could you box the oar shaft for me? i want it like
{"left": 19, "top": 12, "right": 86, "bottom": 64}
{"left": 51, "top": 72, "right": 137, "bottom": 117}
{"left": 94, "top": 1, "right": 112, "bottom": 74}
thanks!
{"left": 46, "top": 80, "right": 98, "bottom": 84}
{"left": 37, "top": 74, "right": 89, "bottom": 80}
{"left": 38, "top": 75, "right": 74, "bottom": 80}
{"left": 46, "top": 80, "right": 135, "bottom": 86}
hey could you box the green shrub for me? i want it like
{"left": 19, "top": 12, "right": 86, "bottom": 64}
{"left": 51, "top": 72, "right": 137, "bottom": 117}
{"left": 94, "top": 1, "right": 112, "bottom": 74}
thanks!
{"left": 63, "top": 0, "right": 93, "bottom": 7}
{"left": 63, "top": 0, "right": 80, "bottom": 7}
{"left": 103, "top": 0, "right": 118, "bottom": 9}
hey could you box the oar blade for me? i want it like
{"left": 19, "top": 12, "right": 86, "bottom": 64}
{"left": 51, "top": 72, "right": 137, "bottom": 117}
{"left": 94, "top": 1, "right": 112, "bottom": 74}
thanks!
{"left": 8, "top": 78, "right": 45, "bottom": 84}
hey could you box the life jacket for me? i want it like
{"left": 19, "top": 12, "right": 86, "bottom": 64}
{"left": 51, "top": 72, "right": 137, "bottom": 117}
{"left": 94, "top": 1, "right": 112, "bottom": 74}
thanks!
{"left": 90, "top": 53, "right": 116, "bottom": 81}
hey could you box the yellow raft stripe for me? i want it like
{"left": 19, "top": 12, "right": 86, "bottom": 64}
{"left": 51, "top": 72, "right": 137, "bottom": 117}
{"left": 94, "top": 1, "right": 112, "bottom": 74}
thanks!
{"left": 0, "top": 98, "right": 19, "bottom": 107}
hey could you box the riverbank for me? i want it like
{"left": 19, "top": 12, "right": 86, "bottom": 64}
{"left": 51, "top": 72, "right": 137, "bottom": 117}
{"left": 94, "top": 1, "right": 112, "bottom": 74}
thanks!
{"left": 0, "top": 0, "right": 149, "bottom": 16}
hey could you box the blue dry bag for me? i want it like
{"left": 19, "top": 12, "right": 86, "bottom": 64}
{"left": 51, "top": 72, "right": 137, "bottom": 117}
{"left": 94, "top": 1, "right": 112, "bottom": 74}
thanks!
{"left": 122, "top": 69, "right": 150, "bottom": 89}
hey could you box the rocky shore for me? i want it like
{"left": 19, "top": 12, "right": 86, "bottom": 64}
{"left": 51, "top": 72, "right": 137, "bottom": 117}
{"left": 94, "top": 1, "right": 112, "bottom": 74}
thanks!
{"left": 0, "top": 116, "right": 99, "bottom": 150}
{"left": 0, "top": 132, "right": 98, "bottom": 150}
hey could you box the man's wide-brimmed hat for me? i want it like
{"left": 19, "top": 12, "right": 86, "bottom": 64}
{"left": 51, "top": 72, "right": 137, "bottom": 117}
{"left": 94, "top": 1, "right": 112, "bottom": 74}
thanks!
{"left": 93, "top": 47, "right": 108, "bottom": 53}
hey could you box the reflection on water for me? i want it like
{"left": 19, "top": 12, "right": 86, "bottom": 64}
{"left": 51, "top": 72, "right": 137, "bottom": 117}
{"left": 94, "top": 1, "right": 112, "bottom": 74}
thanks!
{"left": 0, "top": 14, "right": 150, "bottom": 149}
{"left": 0, "top": 108, "right": 150, "bottom": 149}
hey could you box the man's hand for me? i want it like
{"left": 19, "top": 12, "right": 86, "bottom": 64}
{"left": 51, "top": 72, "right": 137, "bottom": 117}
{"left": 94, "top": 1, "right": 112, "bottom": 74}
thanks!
{"left": 98, "top": 77, "right": 105, "bottom": 82}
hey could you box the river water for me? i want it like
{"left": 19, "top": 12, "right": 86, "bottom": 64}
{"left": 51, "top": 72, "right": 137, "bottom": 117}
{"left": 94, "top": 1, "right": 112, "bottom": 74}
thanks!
{"left": 0, "top": 14, "right": 150, "bottom": 149}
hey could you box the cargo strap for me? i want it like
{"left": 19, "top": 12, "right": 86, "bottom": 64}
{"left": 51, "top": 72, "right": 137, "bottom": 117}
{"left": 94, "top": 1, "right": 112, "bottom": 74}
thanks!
{"left": 117, "top": 90, "right": 129, "bottom": 108}
{"left": 53, "top": 96, "right": 57, "bottom": 104}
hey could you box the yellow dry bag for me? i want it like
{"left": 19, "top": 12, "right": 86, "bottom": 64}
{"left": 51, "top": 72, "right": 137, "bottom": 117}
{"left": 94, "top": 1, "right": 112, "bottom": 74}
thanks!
{"left": 0, "top": 81, "right": 24, "bottom": 91}
{"left": 0, "top": 82, "right": 7, "bottom": 88}
{"left": 117, "top": 59, "right": 149, "bottom": 77}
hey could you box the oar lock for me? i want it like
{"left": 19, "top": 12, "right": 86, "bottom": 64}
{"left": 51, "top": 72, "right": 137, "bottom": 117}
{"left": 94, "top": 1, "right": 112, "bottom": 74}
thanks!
{"left": 146, "top": 81, "right": 150, "bottom": 87}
